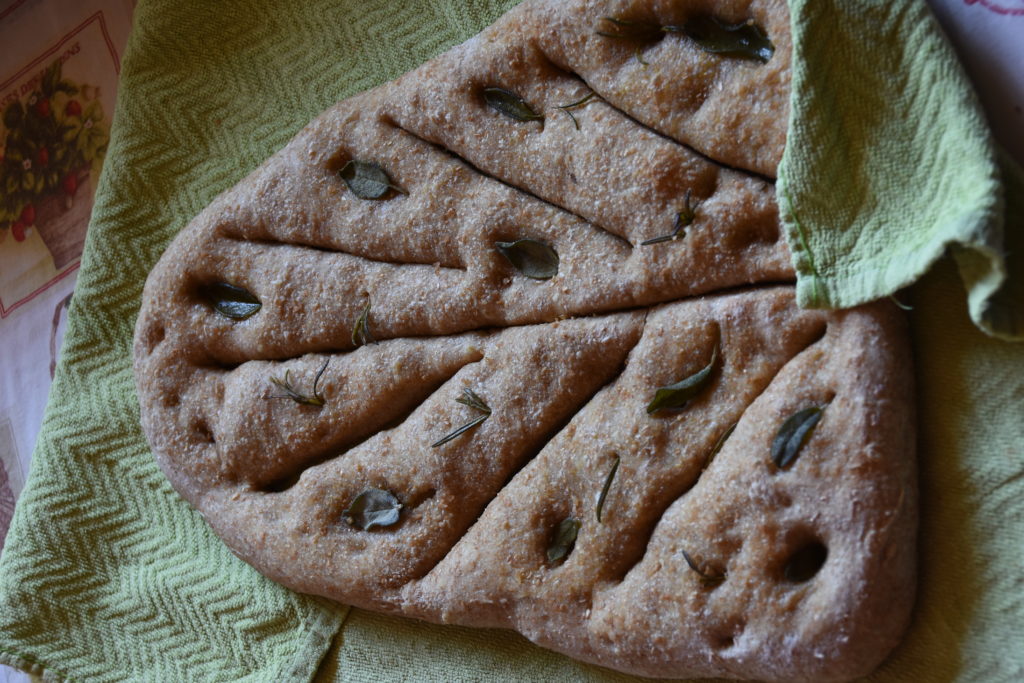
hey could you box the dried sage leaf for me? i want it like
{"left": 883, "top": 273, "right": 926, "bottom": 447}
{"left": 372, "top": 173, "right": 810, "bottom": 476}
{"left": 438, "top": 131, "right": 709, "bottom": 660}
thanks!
{"left": 547, "top": 517, "right": 581, "bottom": 564}
{"left": 646, "top": 345, "right": 718, "bottom": 415}
{"left": 771, "top": 406, "right": 825, "bottom": 469}
{"left": 682, "top": 549, "right": 726, "bottom": 587}
{"left": 483, "top": 87, "right": 544, "bottom": 123}
{"left": 344, "top": 488, "right": 402, "bottom": 530}
{"left": 496, "top": 239, "right": 559, "bottom": 280}
{"left": 339, "top": 160, "right": 405, "bottom": 200}
{"left": 268, "top": 359, "right": 329, "bottom": 407}
{"left": 432, "top": 388, "right": 492, "bottom": 448}
{"left": 203, "top": 281, "right": 261, "bottom": 320}
{"left": 673, "top": 16, "right": 774, "bottom": 63}
{"left": 595, "top": 454, "right": 620, "bottom": 523}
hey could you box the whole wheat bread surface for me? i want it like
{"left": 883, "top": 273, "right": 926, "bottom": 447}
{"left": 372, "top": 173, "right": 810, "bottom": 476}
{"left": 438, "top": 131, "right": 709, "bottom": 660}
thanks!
{"left": 133, "top": 1, "right": 917, "bottom": 680}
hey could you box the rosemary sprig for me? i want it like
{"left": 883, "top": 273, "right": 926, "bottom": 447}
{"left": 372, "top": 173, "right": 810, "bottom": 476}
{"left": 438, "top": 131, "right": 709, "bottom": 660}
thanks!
{"left": 431, "top": 388, "right": 492, "bottom": 447}
{"left": 595, "top": 454, "right": 620, "bottom": 523}
{"left": 641, "top": 190, "right": 698, "bottom": 245}
{"left": 682, "top": 549, "right": 726, "bottom": 587}
{"left": 555, "top": 91, "right": 597, "bottom": 130}
{"left": 351, "top": 300, "right": 374, "bottom": 347}
{"left": 268, "top": 358, "right": 329, "bottom": 406}
{"left": 704, "top": 422, "right": 736, "bottom": 470}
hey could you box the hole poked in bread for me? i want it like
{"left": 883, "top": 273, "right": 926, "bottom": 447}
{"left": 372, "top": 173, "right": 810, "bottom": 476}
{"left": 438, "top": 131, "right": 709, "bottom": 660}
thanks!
{"left": 783, "top": 540, "right": 828, "bottom": 583}
{"left": 775, "top": 526, "right": 828, "bottom": 584}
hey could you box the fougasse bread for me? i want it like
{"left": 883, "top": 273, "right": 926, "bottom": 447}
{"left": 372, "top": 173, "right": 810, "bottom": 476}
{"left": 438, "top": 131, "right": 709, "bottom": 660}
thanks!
{"left": 132, "top": 0, "right": 917, "bottom": 680}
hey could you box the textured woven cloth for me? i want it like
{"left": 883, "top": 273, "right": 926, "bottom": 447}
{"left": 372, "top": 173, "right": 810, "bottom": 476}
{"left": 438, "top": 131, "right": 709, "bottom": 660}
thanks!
{"left": 0, "top": 0, "right": 1021, "bottom": 681}
{"left": 777, "top": 0, "right": 1023, "bottom": 341}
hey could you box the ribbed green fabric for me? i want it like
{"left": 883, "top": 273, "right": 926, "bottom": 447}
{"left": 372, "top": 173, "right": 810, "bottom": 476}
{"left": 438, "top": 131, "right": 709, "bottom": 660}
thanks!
{"left": 0, "top": 1, "right": 1020, "bottom": 682}
{"left": 0, "top": 0, "right": 520, "bottom": 680}
{"left": 778, "top": 0, "right": 1022, "bottom": 340}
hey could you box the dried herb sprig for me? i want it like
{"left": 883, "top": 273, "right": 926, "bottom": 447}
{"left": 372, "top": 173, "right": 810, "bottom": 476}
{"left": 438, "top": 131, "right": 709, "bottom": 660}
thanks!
{"left": 646, "top": 344, "right": 718, "bottom": 415}
{"left": 595, "top": 454, "right": 620, "bottom": 523}
{"left": 596, "top": 15, "right": 775, "bottom": 64}
{"left": 483, "top": 87, "right": 544, "bottom": 123}
{"left": 339, "top": 160, "right": 406, "bottom": 200}
{"left": 641, "top": 190, "right": 698, "bottom": 246}
{"left": 771, "top": 405, "right": 826, "bottom": 469}
{"left": 351, "top": 300, "right": 374, "bottom": 347}
{"left": 547, "top": 517, "right": 581, "bottom": 564}
{"left": 344, "top": 488, "right": 402, "bottom": 530}
{"left": 555, "top": 91, "right": 597, "bottom": 130}
{"left": 431, "top": 388, "right": 492, "bottom": 448}
{"left": 268, "top": 359, "right": 329, "bottom": 406}
{"left": 595, "top": 16, "right": 663, "bottom": 42}
{"left": 704, "top": 422, "right": 737, "bottom": 470}
{"left": 203, "top": 281, "right": 261, "bottom": 320}
{"left": 682, "top": 549, "right": 726, "bottom": 587}
{"left": 674, "top": 16, "right": 774, "bottom": 64}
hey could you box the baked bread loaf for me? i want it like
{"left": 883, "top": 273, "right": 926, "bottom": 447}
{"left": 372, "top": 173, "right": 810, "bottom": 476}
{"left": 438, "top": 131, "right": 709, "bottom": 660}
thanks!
{"left": 133, "top": 0, "right": 917, "bottom": 680}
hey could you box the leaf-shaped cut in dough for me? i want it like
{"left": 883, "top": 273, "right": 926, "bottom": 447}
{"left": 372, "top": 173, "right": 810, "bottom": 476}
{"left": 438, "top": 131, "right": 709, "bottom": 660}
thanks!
{"left": 133, "top": 1, "right": 915, "bottom": 681}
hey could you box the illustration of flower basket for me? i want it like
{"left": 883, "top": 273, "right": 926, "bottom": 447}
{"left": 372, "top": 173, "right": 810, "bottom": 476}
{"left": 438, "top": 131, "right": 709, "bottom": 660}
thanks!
{"left": 1, "top": 58, "right": 108, "bottom": 270}
{"left": 32, "top": 162, "right": 93, "bottom": 269}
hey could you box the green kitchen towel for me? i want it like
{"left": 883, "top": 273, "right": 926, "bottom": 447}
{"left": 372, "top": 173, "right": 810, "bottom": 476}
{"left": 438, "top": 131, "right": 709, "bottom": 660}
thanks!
{"left": 778, "top": 0, "right": 1023, "bottom": 341}
{"left": 0, "top": 0, "right": 522, "bottom": 680}
{"left": 0, "top": 1, "right": 1021, "bottom": 682}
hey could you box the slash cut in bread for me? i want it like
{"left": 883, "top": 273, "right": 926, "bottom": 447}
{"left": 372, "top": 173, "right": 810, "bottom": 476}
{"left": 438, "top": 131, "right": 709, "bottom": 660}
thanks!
{"left": 133, "top": 0, "right": 917, "bottom": 680}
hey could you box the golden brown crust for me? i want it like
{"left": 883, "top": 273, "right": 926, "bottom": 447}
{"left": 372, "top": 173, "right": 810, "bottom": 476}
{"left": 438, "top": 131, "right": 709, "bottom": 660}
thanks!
{"left": 133, "top": 1, "right": 914, "bottom": 680}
